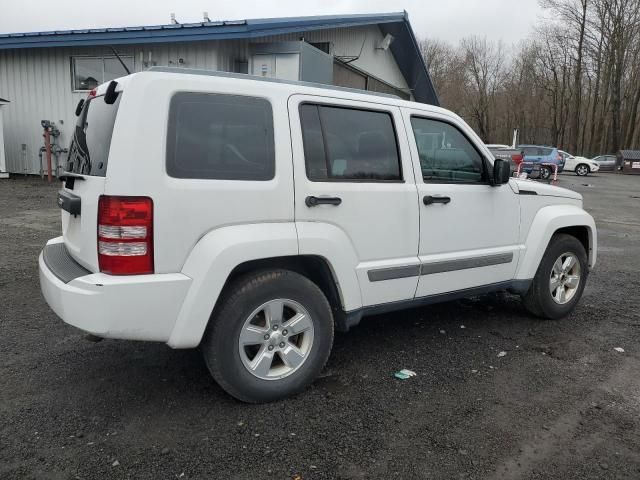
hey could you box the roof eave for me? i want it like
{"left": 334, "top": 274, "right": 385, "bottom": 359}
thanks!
{"left": 0, "top": 11, "right": 439, "bottom": 106}
{"left": 0, "top": 13, "right": 406, "bottom": 49}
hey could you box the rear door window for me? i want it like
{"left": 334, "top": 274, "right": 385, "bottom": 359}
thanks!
{"left": 539, "top": 147, "right": 553, "bottom": 156}
{"left": 66, "top": 95, "right": 121, "bottom": 176}
{"left": 167, "top": 92, "right": 275, "bottom": 180}
{"left": 299, "top": 104, "right": 401, "bottom": 182}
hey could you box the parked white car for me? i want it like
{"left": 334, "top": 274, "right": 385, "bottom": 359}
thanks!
{"left": 559, "top": 150, "right": 600, "bottom": 176}
{"left": 40, "top": 68, "right": 597, "bottom": 403}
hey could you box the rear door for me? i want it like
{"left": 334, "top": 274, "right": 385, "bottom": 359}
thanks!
{"left": 61, "top": 93, "right": 121, "bottom": 271}
{"left": 289, "top": 95, "right": 420, "bottom": 307}
{"left": 522, "top": 146, "right": 541, "bottom": 164}
{"left": 539, "top": 147, "right": 553, "bottom": 163}
{"left": 520, "top": 146, "right": 541, "bottom": 173}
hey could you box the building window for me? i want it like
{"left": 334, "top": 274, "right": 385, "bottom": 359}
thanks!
{"left": 309, "top": 42, "right": 331, "bottom": 54}
{"left": 71, "top": 56, "right": 134, "bottom": 91}
{"left": 333, "top": 60, "right": 410, "bottom": 100}
{"left": 233, "top": 59, "right": 248, "bottom": 74}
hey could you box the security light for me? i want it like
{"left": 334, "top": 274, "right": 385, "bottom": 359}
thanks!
{"left": 377, "top": 34, "right": 395, "bottom": 51}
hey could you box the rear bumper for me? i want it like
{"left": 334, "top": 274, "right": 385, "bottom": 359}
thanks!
{"left": 39, "top": 238, "right": 192, "bottom": 343}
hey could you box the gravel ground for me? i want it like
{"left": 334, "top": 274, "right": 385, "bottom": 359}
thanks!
{"left": 1, "top": 173, "right": 639, "bottom": 480}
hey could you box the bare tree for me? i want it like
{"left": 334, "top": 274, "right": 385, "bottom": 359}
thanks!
{"left": 417, "top": 0, "right": 640, "bottom": 155}
{"left": 460, "top": 36, "right": 506, "bottom": 141}
{"left": 419, "top": 38, "right": 466, "bottom": 115}
{"left": 540, "top": 0, "right": 590, "bottom": 153}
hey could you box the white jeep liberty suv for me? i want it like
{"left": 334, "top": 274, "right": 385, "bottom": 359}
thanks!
{"left": 40, "top": 68, "right": 597, "bottom": 403}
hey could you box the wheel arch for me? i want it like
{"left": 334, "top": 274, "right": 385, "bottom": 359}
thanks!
{"left": 554, "top": 225, "right": 591, "bottom": 259}
{"left": 515, "top": 205, "right": 597, "bottom": 281}
{"left": 167, "top": 222, "right": 356, "bottom": 348}
{"left": 220, "top": 254, "right": 348, "bottom": 328}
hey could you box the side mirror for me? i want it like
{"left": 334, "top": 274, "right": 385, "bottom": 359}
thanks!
{"left": 492, "top": 159, "right": 511, "bottom": 185}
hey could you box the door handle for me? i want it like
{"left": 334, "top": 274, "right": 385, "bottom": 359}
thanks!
{"left": 305, "top": 196, "right": 342, "bottom": 207}
{"left": 423, "top": 195, "right": 451, "bottom": 205}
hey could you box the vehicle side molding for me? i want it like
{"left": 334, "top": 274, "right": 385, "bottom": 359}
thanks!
{"left": 366, "top": 253, "right": 514, "bottom": 281}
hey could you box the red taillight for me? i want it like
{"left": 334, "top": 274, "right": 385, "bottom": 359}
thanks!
{"left": 88, "top": 88, "right": 97, "bottom": 98}
{"left": 97, "top": 196, "right": 153, "bottom": 275}
{"left": 511, "top": 153, "right": 523, "bottom": 164}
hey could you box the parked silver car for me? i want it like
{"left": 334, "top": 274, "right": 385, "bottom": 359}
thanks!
{"left": 593, "top": 155, "right": 617, "bottom": 172}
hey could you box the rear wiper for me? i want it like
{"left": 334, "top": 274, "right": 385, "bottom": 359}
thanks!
{"left": 58, "top": 172, "right": 86, "bottom": 189}
{"left": 58, "top": 172, "right": 86, "bottom": 181}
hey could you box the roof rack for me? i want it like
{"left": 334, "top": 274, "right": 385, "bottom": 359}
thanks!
{"left": 147, "top": 66, "right": 401, "bottom": 100}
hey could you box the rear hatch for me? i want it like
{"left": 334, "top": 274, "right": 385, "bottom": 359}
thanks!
{"left": 60, "top": 91, "right": 121, "bottom": 271}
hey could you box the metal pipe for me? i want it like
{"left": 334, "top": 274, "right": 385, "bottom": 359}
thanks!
{"left": 51, "top": 145, "right": 68, "bottom": 178}
{"left": 44, "top": 128, "right": 52, "bottom": 183}
{"left": 38, "top": 146, "right": 46, "bottom": 178}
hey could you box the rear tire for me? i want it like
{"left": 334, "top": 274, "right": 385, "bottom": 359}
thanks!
{"left": 201, "top": 269, "right": 334, "bottom": 403}
{"left": 575, "top": 164, "right": 590, "bottom": 176}
{"left": 540, "top": 166, "right": 551, "bottom": 180}
{"left": 522, "top": 234, "right": 588, "bottom": 319}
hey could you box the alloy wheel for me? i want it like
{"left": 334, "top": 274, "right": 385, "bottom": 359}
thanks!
{"left": 549, "top": 252, "right": 581, "bottom": 305}
{"left": 238, "top": 299, "right": 314, "bottom": 380}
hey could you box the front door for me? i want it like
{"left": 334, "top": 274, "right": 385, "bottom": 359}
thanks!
{"left": 402, "top": 109, "right": 521, "bottom": 298}
{"left": 289, "top": 95, "right": 420, "bottom": 308}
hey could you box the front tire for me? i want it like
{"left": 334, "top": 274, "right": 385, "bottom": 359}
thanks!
{"left": 522, "top": 234, "right": 588, "bottom": 319}
{"left": 575, "top": 164, "right": 590, "bottom": 176}
{"left": 202, "top": 270, "right": 334, "bottom": 403}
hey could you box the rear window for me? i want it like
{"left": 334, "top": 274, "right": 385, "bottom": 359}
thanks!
{"left": 66, "top": 95, "right": 120, "bottom": 176}
{"left": 166, "top": 92, "right": 275, "bottom": 180}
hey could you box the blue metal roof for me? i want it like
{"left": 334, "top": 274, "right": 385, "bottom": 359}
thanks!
{"left": 0, "top": 12, "right": 405, "bottom": 48}
{"left": 0, "top": 12, "right": 438, "bottom": 105}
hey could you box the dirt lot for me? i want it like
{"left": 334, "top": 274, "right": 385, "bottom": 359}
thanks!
{"left": 1, "top": 173, "right": 639, "bottom": 480}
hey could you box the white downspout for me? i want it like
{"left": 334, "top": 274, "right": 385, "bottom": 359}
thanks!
{"left": 0, "top": 102, "right": 8, "bottom": 179}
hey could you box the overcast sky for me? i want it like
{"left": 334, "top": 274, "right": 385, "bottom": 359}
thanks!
{"left": 0, "top": 0, "right": 543, "bottom": 46}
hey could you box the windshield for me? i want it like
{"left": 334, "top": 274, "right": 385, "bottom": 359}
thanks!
{"left": 66, "top": 95, "right": 121, "bottom": 176}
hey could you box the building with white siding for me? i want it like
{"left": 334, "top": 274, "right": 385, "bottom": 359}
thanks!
{"left": 0, "top": 12, "right": 437, "bottom": 175}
